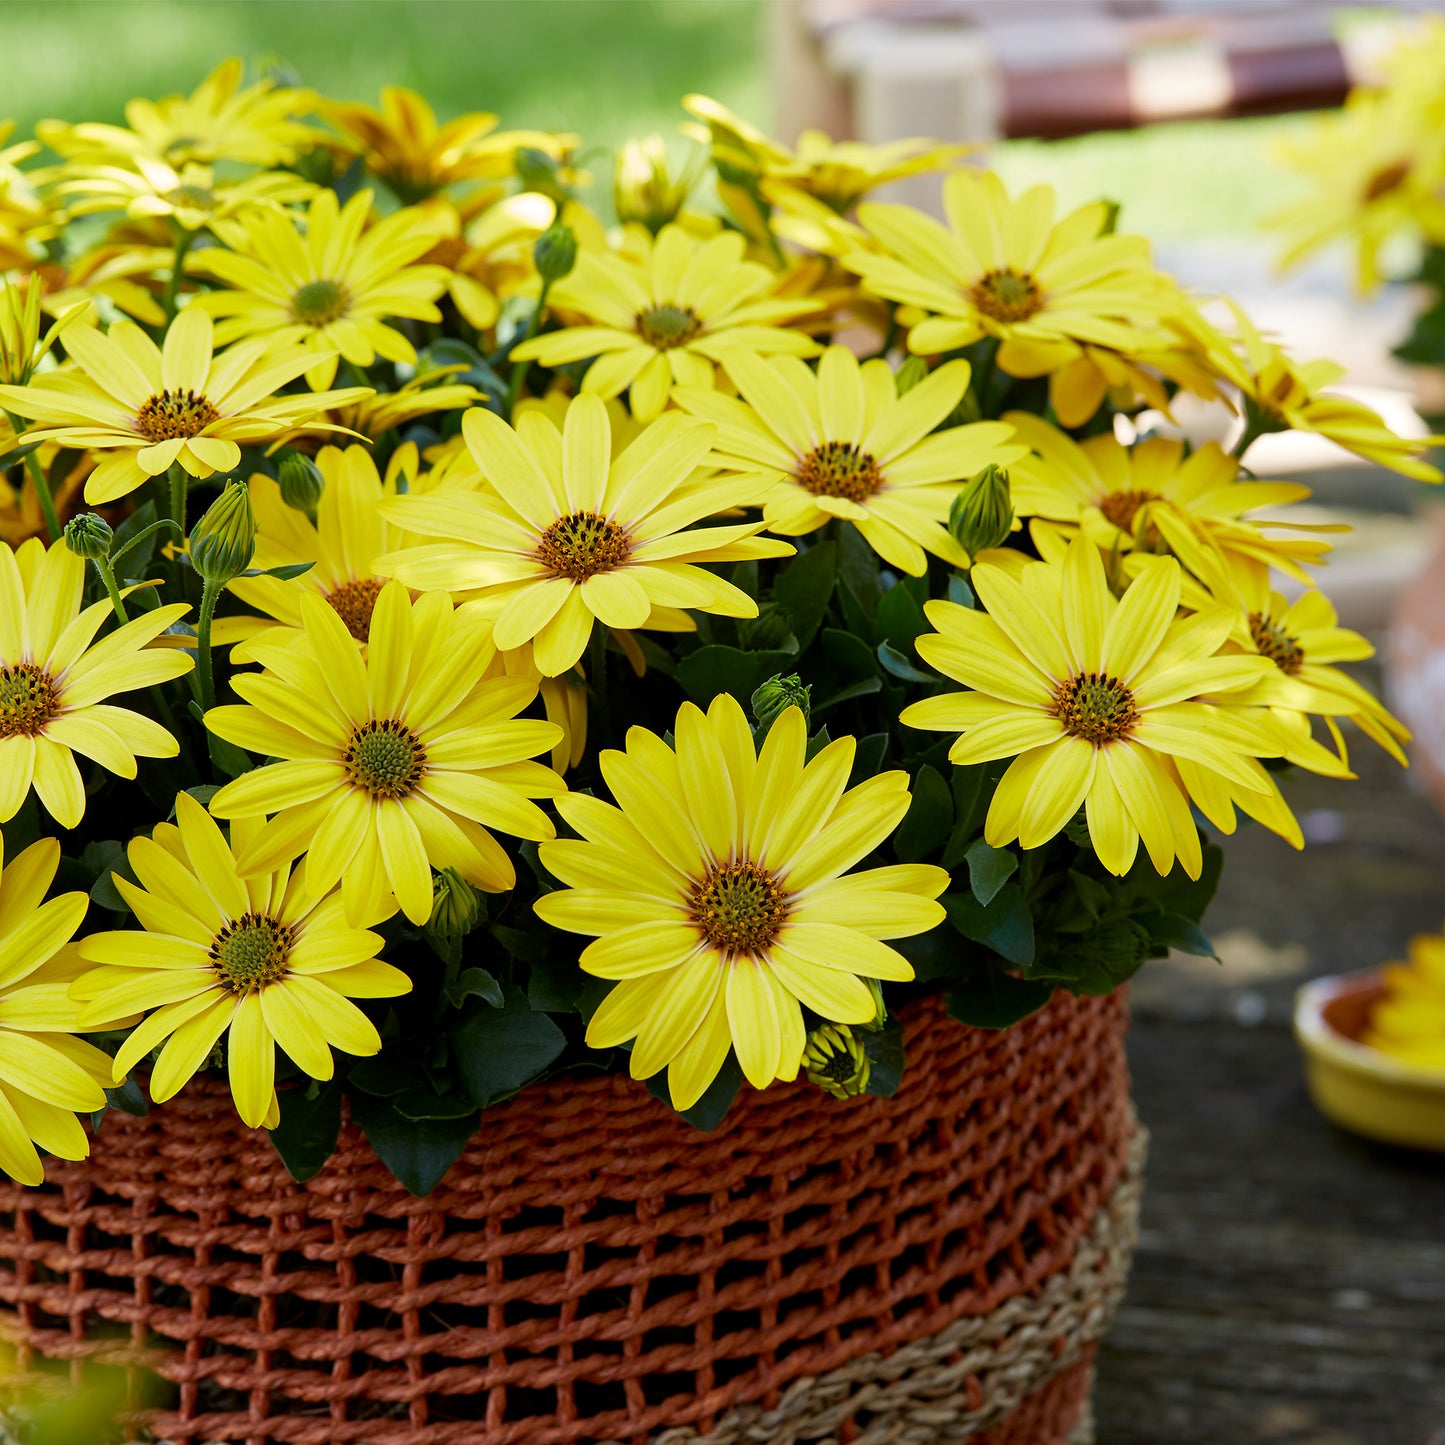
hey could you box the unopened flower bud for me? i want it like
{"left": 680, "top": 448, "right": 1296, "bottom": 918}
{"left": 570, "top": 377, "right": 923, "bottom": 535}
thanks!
{"left": 948, "top": 463, "right": 1013, "bottom": 558}
{"left": 516, "top": 148, "right": 572, "bottom": 207}
{"left": 894, "top": 356, "right": 929, "bottom": 396}
{"left": 864, "top": 977, "right": 887, "bottom": 1031}
{"left": 751, "top": 672, "right": 810, "bottom": 734}
{"left": 533, "top": 222, "right": 578, "bottom": 285}
{"left": 188, "top": 479, "right": 256, "bottom": 587}
{"left": 428, "top": 867, "right": 481, "bottom": 939}
{"left": 739, "top": 602, "right": 793, "bottom": 651}
{"left": 803, "top": 1023, "right": 870, "bottom": 1100}
{"left": 64, "top": 512, "right": 112, "bottom": 561}
{"left": 615, "top": 137, "right": 698, "bottom": 233}
{"left": 277, "top": 450, "right": 324, "bottom": 521}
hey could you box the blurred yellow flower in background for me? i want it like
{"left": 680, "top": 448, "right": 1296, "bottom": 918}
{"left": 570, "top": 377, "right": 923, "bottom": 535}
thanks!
{"left": 1364, "top": 928, "right": 1445, "bottom": 1069}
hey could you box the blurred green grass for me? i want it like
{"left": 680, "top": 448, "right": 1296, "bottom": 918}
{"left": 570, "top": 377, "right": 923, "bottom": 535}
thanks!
{"left": 2, "top": 0, "right": 1312, "bottom": 242}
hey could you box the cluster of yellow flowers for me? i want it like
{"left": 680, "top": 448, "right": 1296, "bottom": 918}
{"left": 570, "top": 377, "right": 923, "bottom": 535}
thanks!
{"left": 0, "top": 62, "right": 1430, "bottom": 1188}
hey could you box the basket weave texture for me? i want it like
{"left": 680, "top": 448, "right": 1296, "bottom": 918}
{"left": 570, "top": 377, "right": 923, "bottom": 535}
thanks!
{"left": 0, "top": 989, "right": 1132, "bottom": 1445}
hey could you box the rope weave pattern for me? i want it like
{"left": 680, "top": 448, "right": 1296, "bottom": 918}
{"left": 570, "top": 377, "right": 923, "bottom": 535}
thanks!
{"left": 0, "top": 990, "right": 1132, "bottom": 1445}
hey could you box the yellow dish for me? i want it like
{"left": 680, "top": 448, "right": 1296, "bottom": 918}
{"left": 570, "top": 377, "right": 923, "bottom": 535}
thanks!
{"left": 1295, "top": 969, "right": 1445, "bottom": 1151}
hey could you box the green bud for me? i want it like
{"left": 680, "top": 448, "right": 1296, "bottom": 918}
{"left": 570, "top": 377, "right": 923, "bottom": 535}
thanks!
{"left": 751, "top": 672, "right": 810, "bottom": 734}
{"left": 864, "top": 977, "right": 887, "bottom": 1031}
{"left": 516, "top": 147, "right": 572, "bottom": 206}
{"left": 739, "top": 602, "right": 794, "bottom": 651}
{"left": 64, "top": 512, "right": 113, "bottom": 562}
{"left": 803, "top": 1023, "right": 870, "bottom": 1100}
{"left": 427, "top": 867, "right": 481, "bottom": 940}
{"left": 1098, "top": 199, "right": 1121, "bottom": 236}
{"left": 277, "top": 449, "right": 325, "bottom": 520}
{"left": 188, "top": 479, "right": 256, "bottom": 587}
{"left": 533, "top": 222, "right": 578, "bottom": 285}
{"left": 948, "top": 463, "right": 1013, "bottom": 558}
{"left": 894, "top": 356, "right": 929, "bottom": 396}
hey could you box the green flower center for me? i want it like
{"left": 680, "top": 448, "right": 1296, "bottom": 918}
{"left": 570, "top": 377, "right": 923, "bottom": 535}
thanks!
{"left": 0, "top": 662, "right": 58, "bottom": 738}
{"left": 164, "top": 184, "right": 215, "bottom": 211}
{"left": 1052, "top": 671, "right": 1139, "bottom": 747}
{"left": 1248, "top": 612, "right": 1305, "bottom": 676}
{"left": 344, "top": 719, "right": 426, "bottom": 799}
{"left": 796, "top": 441, "right": 883, "bottom": 504}
{"left": 803, "top": 1023, "right": 870, "bottom": 1099}
{"left": 972, "top": 267, "right": 1042, "bottom": 324}
{"left": 636, "top": 303, "right": 701, "bottom": 350}
{"left": 210, "top": 912, "right": 296, "bottom": 994}
{"left": 326, "top": 577, "right": 385, "bottom": 643}
{"left": 292, "top": 278, "right": 350, "bottom": 326}
{"left": 1363, "top": 161, "right": 1410, "bottom": 203}
{"left": 690, "top": 860, "right": 789, "bottom": 955}
{"left": 535, "top": 511, "right": 631, "bottom": 582}
{"left": 135, "top": 389, "right": 219, "bottom": 442}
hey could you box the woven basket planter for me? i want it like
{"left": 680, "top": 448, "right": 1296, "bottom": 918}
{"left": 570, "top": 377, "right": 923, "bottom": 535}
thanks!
{"left": 0, "top": 989, "right": 1140, "bottom": 1445}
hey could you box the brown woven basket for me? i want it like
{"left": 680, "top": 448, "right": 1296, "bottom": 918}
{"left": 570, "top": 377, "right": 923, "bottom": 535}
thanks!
{"left": 0, "top": 989, "right": 1138, "bottom": 1445}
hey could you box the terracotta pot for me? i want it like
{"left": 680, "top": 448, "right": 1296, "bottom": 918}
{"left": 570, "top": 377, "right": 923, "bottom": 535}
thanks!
{"left": 0, "top": 991, "right": 1140, "bottom": 1445}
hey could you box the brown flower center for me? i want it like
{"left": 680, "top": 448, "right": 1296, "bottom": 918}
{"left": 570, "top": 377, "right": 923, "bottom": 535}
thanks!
{"left": 210, "top": 912, "right": 296, "bottom": 995}
{"left": 796, "top": 441, "right": 883, "bottom": 504}
{"left": 1363, "top": 161, "right": 1410, "bottom": 203}
{"left": 326, "top": 577, "right": 385, "bottom": 643}
{"left": 972, "top": 267, "right": 1043, "bottom": 324}
{"left": 135, "top": 389, "right": 219, "bottom": 442}
{"left": 535, "top": 511, "right": 631, "bottom": 582}
{"left": 690, "top": 860, "right": 790, "bottom": 955}
{"left": 344, "top": 718, "right": 426, "bottom": 799}
{"left": 1051, "top": 671, "right": 1139, "bottom": 746}
{"left": 1248, "top": 612, "right": 1305, "bottom": 675}
{"left": 291, "top": 278, "right": 350, "bottom": 326}
{"left": 0, "top": 662, "right": 58, "bottom": 738}
{"left": 636, "top": 303, "right": 701, "bottom": 350}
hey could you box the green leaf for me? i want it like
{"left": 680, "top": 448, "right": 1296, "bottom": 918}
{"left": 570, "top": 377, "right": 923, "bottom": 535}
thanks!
{"left": 0, "top": 438, "right": 42, "bottom": 472}
{"left": 103, "top": 1077, "right": 149, "bottom": 1118}
{"left": 876, "top": 641, "right": 933, "bottom": 683}
{"left": 83, "top": 840, "right": 135, "bottom": 913}
{"left": 876, "top": 581, "right": 928, "bottom": 653}
{"left": 836, "top": 521, "right": 881, "bottom": 619}
{"left": 392, "top": 1084, "right": 483, "bottom": 1122}
{"left": 191, "top": 700, "right": 252, "bottom": 778}
{"left": 964, "top": 838, "right": 1018, "bottom": 907}
{"left": 527, "top": 955, "right": 582, "bottom": 1012}
{"left": 945, "top": 882, "right": 1035, "bottom": 967}
{"left": 444, "top": 967, "right": 505, "bottom": 1010}
{"left": 849, "top": 732, "right": 889, "bottom": 785}
{"left": 645, "top": 1051, "right": 743, "bottom": 1129}
{"left": 674, "top": 645, "right": 796, "bottom": 706}
{"left": 346, "top": 1054, "right": 410, "bottom": 1098}
{"left": 947, "top": 574, "right": 975, "bottom": 609}
{"left": 269, "top": 1078, "right": 342, "bottom": 1183}
{"left": 773, "top": 540, "right": 835, "bottom": 651}
{"left": 1148, "top": 911, "right": 1217, "bottom": 958}
{"left": 1068, "top": 868, "right": 1112, "bottom": 920}
{"left": 895, "top": 764, "right": 953, "bottom": 862}
{"left": 108, "top": 501, "right": 166, "bottom": 576}
{"left": 947, "top": 969, "right": 1054, "bottom": 1029}
{"left": 862, "top": 1019, "right": 905, "bottom": 1097}
{"left": 452, "top": 987, "right": 566, "bottom": 1107}
{"left": 351, "top": 1092, "right": 477, "bottom": 1196}
{"left": 811, "top": 674, "right": 881, "bottom": 713}
{"left": 489, "top": 923, "right": 550, "bottom": 965}
{"left": 240, "top": 560, "right": 316, "bottom": 581}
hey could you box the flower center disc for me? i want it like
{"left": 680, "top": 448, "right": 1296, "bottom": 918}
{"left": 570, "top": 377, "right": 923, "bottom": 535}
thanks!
{"left": 1363, "top": 161, "right": 1410, "bottom": 203}
{"left": 1052, "top": 671, "right": 1139, "bottom": 746}
{"left": 636, "top": 303, "right": 701, "bottom": 350}
{"left": 1098, "top": 488, "right": 1162, "bottom": 544}
{"left": 1248, "top": 612, "right": 1305, "bottom": 675}
{"left": 972, "top": 267, "right": 1043, "bottom": 323}
{"left": 0, "top": 662, "right": 58, "bottom": 738}
{"left": 535, "top": 511, "right": 631, "bottom": 582}
{"left": 135, "top": 389, "right": 220, "bottom": 442}
{"left": 797, "top": 441, "right": 883, "bottom": 503}
{"left": 292, "top": 278, "right": 350, "bottom": 326}
{"left": 690, "top": 860, "right": 789, "bottom": 955}
{"left": 326, "top": 577, "right": 385, "bottom": 642}
{"left": 210, "top": 912, "right": 296, "bottom": 994}
{"left": 344, "top": 718, "right": 426, "bottom": 798}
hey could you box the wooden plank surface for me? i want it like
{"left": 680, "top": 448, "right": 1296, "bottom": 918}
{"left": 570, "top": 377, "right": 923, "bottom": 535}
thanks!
{"left": 1094, "top": 663, "right": 1445, "bottom": 1444}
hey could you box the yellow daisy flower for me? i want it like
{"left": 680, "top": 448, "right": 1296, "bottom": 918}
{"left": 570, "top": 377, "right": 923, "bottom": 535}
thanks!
{"left": 326, "top": 86, "right": 574, "bottom": 205}
{"left": 674, "top": 347, "right": 1024, "bottom": 575}
{"left": 1005, "top": 413, "right": 1333, "bottom": 586}
{"left": 375, "top": 394, "right": 791, "bottom": 676}
{"left": 187, "top": 189, "right": 451, "bottom": 391}
{"left": 901, "top": 537, "right": 1285, "bottom": 879}
{"left": 1174, "top": 300, "right": 1442, "bottom": 483}
{"left": 36, "top": 58, "right": 320, "bottom": 169}
{"left": 204, "top": 581, "right": 565, "bottom": 926}
{"left": 535, "top": 693, "right": 947, "bottom": 1108}
{"left": 50, "top": 156, "right": 317, "bottom": 236}
{"left": 21, "top": 236, "right": 172, "bottom": 328}
{"left": 844, "top": 170, "right": 1176, "bottom": 379}
{"left": 509, "top": 223, "right": 822, "bottom": 422}
{"left": 1363, "top": 928, "right": 1445, "bottom": 1069}
{"left": 0, "top": 537, "right": 190, "bottom": 828}
{"left": 0, "top": 305, "right": 369, "bottom": 505}
{"left": 74, "top": 793, "right": 410, "bottom": 1130}
{"left": 0, "top": 836, "right": 117, "bottom": 1185}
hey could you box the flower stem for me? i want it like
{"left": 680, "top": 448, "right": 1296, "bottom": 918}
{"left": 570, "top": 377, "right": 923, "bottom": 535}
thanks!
{"left": 587, "top": 622, "right": 609, "bottom": 747}
{"left": 1231, "top": 414, "right": 1267, "bottom": 463}
{"left": 4, "top": 409, "right": 61, "bottom": 543}
{"left": 91, "top": 555, "right": 129, "bottom": 624}
{"left": 504, "top": 278, "right": 554, "bottom": 421}
{"left": 163, "top": 226, "right": 196, "bottom": 320}
{"left": 196, "top": 580, "right": 220, "bottom": 712}
{"left": 168, "top": 461, "right": 189, "bottom": 538}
